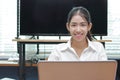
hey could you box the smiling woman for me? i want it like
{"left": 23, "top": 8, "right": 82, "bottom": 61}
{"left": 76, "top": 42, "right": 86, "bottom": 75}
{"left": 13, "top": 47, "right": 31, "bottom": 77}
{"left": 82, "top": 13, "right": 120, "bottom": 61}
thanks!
{"left": 66, "top": 7, "right": 92, "bottom": 42}
{"left": 48, "top": 6, "right": 108, "bottom": 61}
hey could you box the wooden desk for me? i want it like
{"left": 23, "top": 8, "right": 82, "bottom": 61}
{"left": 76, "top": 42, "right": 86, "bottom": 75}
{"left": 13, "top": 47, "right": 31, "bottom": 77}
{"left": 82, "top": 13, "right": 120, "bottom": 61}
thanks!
{"left": 0, "top": 61, "right": 37, "bottom": 67}
{"left": 12, "top": 39, "right": 112, "bottom": 80}
{"left": 12, "top": 39, "right": 112, "bottom": 43}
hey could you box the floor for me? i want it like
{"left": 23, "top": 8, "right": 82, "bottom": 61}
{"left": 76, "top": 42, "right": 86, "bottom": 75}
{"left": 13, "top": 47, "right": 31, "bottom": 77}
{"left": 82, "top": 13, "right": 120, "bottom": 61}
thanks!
{"left": 0, "top": 66, "right": 38, "bottom": 80}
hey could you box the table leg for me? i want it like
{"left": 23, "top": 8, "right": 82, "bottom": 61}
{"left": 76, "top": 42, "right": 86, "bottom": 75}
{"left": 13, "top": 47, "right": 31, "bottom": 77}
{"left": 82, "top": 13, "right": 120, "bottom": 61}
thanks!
{"left": 19, "top": 43, "right": 25, "bottom": 80}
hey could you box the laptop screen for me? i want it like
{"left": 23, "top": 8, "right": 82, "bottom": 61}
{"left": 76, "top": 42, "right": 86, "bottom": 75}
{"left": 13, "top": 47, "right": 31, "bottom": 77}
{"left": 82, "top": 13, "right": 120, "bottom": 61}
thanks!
{"left": 37, "top": 61, "right": 117, "bottom": 80}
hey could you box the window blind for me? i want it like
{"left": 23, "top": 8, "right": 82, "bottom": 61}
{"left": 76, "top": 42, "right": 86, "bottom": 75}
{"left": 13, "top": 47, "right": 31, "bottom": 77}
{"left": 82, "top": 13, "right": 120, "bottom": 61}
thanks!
{"left": 0, "top": 0, "right": 17, "bottom": 55}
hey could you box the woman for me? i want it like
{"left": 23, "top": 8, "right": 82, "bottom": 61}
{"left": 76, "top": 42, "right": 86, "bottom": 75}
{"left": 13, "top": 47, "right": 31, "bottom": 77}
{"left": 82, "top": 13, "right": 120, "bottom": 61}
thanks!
{"left": 48, "top": 6, "right": 108, "bottom": 61}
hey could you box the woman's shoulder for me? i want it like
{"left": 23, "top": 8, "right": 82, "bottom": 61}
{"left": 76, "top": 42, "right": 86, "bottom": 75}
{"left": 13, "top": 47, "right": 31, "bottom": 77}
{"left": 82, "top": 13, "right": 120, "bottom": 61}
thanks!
{"left": 91, "top": 41, "right": 104, "bottom": 47}
{"left": 52, "top": 43, "right": 68, "bottom": 51}
{"left": 56, "top": 43, "right": 67, "bottom": 48}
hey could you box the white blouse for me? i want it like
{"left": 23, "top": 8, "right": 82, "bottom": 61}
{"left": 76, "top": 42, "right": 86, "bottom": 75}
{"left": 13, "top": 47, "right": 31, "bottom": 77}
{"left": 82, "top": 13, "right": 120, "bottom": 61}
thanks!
{"left": 48, "top": 38, "right": 108, "bottom": 61}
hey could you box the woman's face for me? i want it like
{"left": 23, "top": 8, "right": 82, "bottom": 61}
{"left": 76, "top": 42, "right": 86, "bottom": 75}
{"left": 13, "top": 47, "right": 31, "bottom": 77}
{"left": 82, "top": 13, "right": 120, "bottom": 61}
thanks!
{"left": 66, "top": 14, "right": 92, "bottom": 42}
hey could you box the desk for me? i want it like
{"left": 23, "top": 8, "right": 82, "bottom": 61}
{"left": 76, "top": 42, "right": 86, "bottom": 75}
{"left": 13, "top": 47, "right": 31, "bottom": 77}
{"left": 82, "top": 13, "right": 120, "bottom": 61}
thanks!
{"left": 12, "top": 39, "right": 112, "bottom": 80}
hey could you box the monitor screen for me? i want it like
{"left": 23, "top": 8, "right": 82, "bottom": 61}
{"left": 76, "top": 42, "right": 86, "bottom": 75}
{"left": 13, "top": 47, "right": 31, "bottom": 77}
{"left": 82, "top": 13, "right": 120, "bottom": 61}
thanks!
{"left": 19, "top": 0, "right": 107, "bottom": 36}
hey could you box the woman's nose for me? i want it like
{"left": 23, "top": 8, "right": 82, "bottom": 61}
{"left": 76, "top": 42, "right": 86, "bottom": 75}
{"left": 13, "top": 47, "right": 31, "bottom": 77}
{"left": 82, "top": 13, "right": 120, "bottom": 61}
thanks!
{"left": 76, "top": 26, "right": 81, "bottom": 32}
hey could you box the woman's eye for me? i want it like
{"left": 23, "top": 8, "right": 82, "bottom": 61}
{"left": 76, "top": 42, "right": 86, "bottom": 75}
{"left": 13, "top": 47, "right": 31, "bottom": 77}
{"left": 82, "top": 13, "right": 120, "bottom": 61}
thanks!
{"left": 70, "top": 24, "right": 76, "bottom": 27}
{"left": 80, "top": 23, "right": 88, "bottom": 27}
{"left": 70, "top": 22, "right": 88, "bottom": 27}
{"left": 71, "top": 24, "right": 76, "bottom": 26}
{"left": 81, "top": 24, "right": 86, "bottom": 26}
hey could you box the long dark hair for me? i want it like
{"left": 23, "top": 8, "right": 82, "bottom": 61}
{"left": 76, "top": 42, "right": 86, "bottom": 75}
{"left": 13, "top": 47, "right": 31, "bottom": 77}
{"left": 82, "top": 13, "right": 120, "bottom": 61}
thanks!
{"left": 67, "top": 6, "right": 93, "bottom": 41}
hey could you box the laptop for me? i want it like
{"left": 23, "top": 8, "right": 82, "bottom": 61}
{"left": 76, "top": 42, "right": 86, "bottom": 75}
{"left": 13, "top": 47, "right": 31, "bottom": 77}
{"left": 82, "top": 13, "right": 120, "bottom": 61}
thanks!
{"left": 37, "top": 61, "right": 117, "bottom": 80}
